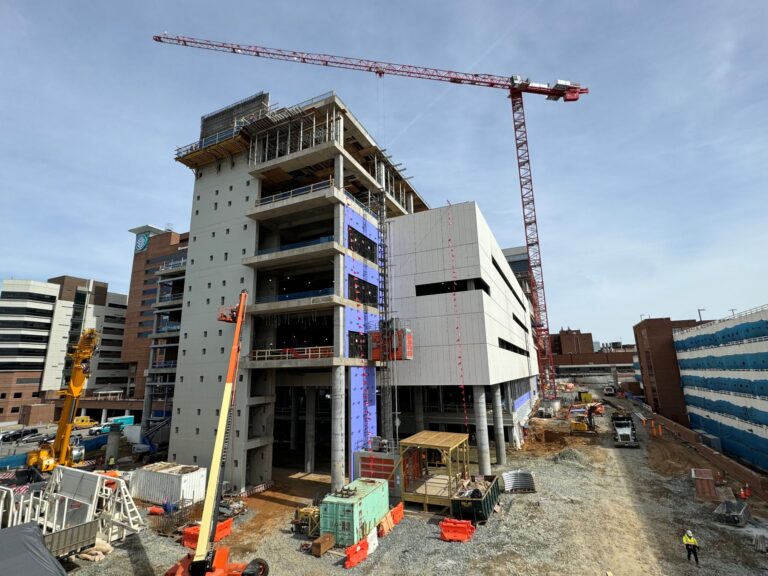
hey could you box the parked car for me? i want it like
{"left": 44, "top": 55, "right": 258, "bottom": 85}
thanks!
{"left": 20, "top": 432, "right": 47, "bottom": 444}
{"left": 0, "top": 428, "right": 39, "bottom": 443}
{"left": 87, "top": 424, "right": 105, "bottom": 436}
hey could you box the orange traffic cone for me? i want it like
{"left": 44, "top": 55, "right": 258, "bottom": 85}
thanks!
{"left": 745, "top": 484, "right": 752, "bottom": 498}
{"left": 739, "top": 487, "right": 747, "bottom": 500}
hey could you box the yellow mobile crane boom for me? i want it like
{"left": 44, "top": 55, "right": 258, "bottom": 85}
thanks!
{"left": 27, "top": 329, "right": 99, "bottom": 473}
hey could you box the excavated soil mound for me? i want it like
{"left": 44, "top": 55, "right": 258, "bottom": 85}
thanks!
{"left": 550, "top": 447, "right": 592, "bottom": 468}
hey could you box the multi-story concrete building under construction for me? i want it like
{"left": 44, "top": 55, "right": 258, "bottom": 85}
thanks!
{"left": 168, "top": 91, "right": 537, "bottom": 492}
{"left": 674, "top": 305, "right": 768, "bottom": 471}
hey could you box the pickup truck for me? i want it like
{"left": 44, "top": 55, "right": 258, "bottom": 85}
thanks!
{"left": 611, "top": 413, "right": 639, "bottom": 448}
{"left": 89, "top": 415, "right": 135, "bottom": 435}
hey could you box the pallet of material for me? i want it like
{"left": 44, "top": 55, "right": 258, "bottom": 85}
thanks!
{"left": 311, "top": 533, "right": 335, "bottom": 557}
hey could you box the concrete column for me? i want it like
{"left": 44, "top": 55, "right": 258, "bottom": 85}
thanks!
{"left": 141, "top": 386, "right": 153, "bottom": 434}
{"left": 334, "top": 148, "right": 344, "bottom": 189}
{"left": 290, "top": 389, "right": 299, "bottom": 451}
{"left": 407, "top": 192, "right": 414, "bottom": 214}
{"left": 124, "top": 409, "right": 131, "bottom": 416}
{"left": 491, "top": 384, "right": 507, "bottom": 465}
{"left": 331, "top": 366, "right": 346, "bottom": 490}
{"left": 305, "top": 387, "right": 316, "bottom": 473}
{"left": 80, "top": 408, "right": 87, "bottom": 417}
{"left": 381, "top": 387, "right": 393, "bottom": 441}
{"left": 438, "top": 387, "right": 444, "bottom": 412}
{"left": 100, "top": 408, "right": 107, "bottom": 424}
{"left": 473, "top": 385, "right": 492, "bottom": 475}
{"left": 413, "top": 387, "right": 425, "bottom": 432}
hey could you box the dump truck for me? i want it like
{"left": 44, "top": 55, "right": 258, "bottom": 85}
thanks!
{"left": 611, "top": 412, "right": 639, "bottom": 448}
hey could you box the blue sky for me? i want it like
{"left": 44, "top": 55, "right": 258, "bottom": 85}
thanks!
{"left": 1, "top": 1, "right": 766, "bottom": 343}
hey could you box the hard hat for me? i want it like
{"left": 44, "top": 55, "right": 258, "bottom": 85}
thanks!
{"left": 686, "top": 530, "right": 693, "bottom": 537}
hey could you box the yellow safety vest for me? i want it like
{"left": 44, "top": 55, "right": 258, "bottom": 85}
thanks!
{"left": 683, "top": 534, "right": 698, "bottom": 546}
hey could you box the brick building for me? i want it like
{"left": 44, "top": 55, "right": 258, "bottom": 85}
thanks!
{"left": 633, "top": 317, "right": 700, "bottom": 424}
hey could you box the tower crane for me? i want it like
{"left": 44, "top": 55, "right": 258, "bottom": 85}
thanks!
{"left": 153, "top": 34, "right": 589, "bottom": 398}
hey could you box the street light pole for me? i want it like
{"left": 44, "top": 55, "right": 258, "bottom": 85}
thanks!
{"left": 697, "top": 308, "right": 706, "bottom": 322}
{"left": 729, "top": 308, "right": 737, "bottom": 317}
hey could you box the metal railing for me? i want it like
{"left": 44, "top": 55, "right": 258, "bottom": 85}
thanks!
{"left": 158, "top": 293, "right": 183, "bottom": 303}
{"left": 251, "top": 287, "right": 333, "bottom": 304}
{"left": 345, "top": 191, "right": 378, "bottom": 217}
{"left": 158, "top": 258, "right": 187, "bottom": 272}
{"left": 255, "top": 235, "right": 334, "bottom": 256}
{"left": 256, "top": 179, "right": 332, "bottom": 206}
{"left": 156, "top": 322, "right": 181, "bottom": 333}
{"left": 247, "top": 346, "right": 334, "bottom": 361}
{"left": 151, "top": 360, "right": 177, "bottom": 369}
{"left": 674, "top": 303, "right": 768, "bottom": 335}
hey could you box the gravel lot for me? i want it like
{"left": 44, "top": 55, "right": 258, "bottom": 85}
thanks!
{"left": 67, "top": 405, "right": 768, "bottom": 576}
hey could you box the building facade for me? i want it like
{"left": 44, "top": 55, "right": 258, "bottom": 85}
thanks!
{"left": 633, "top": 317, "right": 699, "bottom": 424}
{"left": 389, "top": 202, "right": 538, "bottom": 473}
{"left": 674, "top": 306, "right": 768, "bottom": 471}
{"left": 0, "top": 277, "right": 129, "bottom": 423}
{"left": 0, "top": 280, "right": 55, "bottom": 421}
{"left": 167, "top": 91, "right": 427, "bottom": 492}
{"left": 123, "top": 226, "right": 188, "bottom": 434}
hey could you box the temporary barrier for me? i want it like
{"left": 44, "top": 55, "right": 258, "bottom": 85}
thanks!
{"left": 390, "top": 501, "right": 404, "bottom": 525}
{"left": 439, "top": 518, "right": 475, "bottom": 542}
{"left": 182, "top": 517, "right": 233, "bottom": 549}
{"left": 344, "top": 537, "right": 369, "bottom": 569}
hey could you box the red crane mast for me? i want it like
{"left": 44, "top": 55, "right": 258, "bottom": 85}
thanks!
{"left": 153, "top": 34, "right": 589, "bottom": 398}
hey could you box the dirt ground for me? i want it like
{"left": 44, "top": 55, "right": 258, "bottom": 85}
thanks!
{"left": 73, "top": 397, "right": 768, "bottom": 575}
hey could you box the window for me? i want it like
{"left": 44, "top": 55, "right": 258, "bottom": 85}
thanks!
{"left": 245, "top": 196, "right": 249, "bottom": 202}
{"left": 498, "top": 337, "right": 529, "bottom": 357}
{"left": 206, "top": 298, "right": 210, "bottom": 305}
{"left": 214, "top": 202, "right": 218, "bottom": 210}
{"left": 246, "top": 180, "right": 250, "bottom": 186}
{"left": 220, "top": 347, "right": 225, "bottom": 354}
{"left": 491, "top": 257, "right": 525, "bottom": 309}
{"left": 191, "top": 259, "right": 195, "bottom": 265}
{"left": 195, "top": 210, "right": 199, "bottom": 216}
{"left": 226, "top": 228, "right": 230, "bottom": 235}
{"left": 242, "top": 248, "right": 246, "bottom": 255}
{"left": 348, "top": 226, "right": 377, "bottom": 262}
{"left": 220, "top": 297, "right": 225, "bottom": 305}
{"left": 218, "top": 375, "right": 222, "bottom": 382}
{"left": 193, "top": 455, "right": 197, "bottom": 463}
{"left": 218, "top": 329, "right": 223, "bottom": 336}
{"left": 10, "top": 407, "right": 19, "bottom": 413}
{"left": 13, "top": 392, "right": 22, "bottom": 398}
{"left": 177, "top": 408, "right": 180, "bottom": 415}
{"left": 347, "top": 275, "right": 378, "bottom": 306}
{"left": 224, "top": 252, "right": 228, "bottom": 261}
{"left": 31, "top": 391, "right": 39, "bottom": 397}
{"left": 196, "top": 195, "right": 200, "bottom": 201}
{"left": 227, "top": 201, "right": 232, "bottom": 207}
{"left": 188, "top": 286, "right": 192, "bottom": 292}
{"left": 229, "top": 185, "right": 233, "bottom": 191}
{"left": 215, "top": 189, "right": 219, "bottom": 196}
{"left": 200, "top": 376, "right": 204, "bottom": 382}
{"left": 240, "top": 277, "right": 245, "bottom": 284}
{"left": 196, "top": 428, "right": 199, "bottom": 435}
{"left": 202, "top": 348, "right": 206, "bottom": 355}
{"left": 0, "top": 393, "right": 6, "bottom": 399}
{"left": 175, "top": 426, "right": 179, "bottom": 433}
{"left": 243, "top": 224, "right": 247, "bottom": 230}
{"left": 204, "top": 330, "right": 208, "bottom": 337}
{"left": 348, "top": 331, "right": 368, "bottom": 358}
{"left": 207, "top": 282, "right": 211, "bottom": 289}
{"left": 415, "top": 278, "right": 490, "bottom": 297}
{"left": 209, "top": 255, "right": 213, "bottom": 262}
{"left": 222, "top": 280, "right": 226, "bottom": 287}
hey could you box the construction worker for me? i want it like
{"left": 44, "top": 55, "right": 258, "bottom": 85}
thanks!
{"left": 683, "top": 530, "right": 699, "bottom": 565}
{"left": 107, "top": 454, "right": 116, "bottom": 470}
